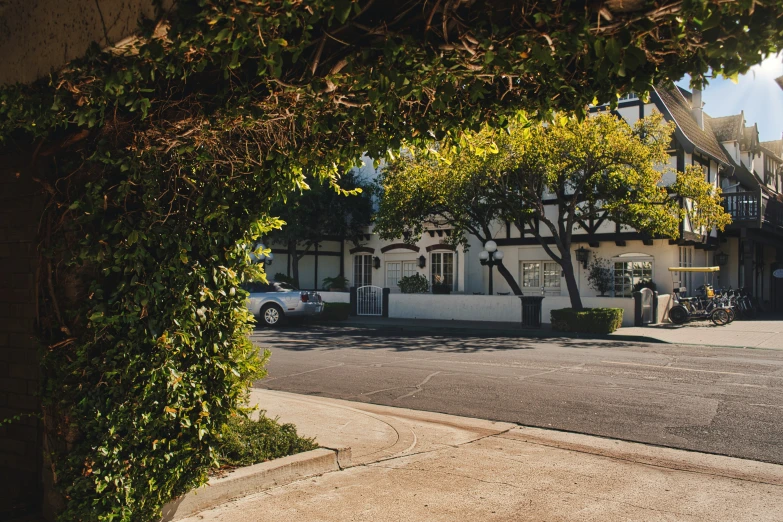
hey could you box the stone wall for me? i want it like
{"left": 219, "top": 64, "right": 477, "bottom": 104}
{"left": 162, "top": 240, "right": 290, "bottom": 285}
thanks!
{"left": 0, "top": 147, "right": 45, "bottom": 516}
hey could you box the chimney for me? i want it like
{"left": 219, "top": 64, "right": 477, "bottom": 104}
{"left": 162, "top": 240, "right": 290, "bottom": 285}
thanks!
{"left": 691, "top": 87, "right": 704, "bottom": 130}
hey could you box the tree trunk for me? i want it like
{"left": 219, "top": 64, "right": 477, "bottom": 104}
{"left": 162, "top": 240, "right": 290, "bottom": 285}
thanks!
{"left": 288, "top": 240, "right": 300, "bottom": 288}
{"left": 496, "top": 261, "right": 523, "bottom": 295}
{"left": 560, "top": 255, "right": 584, "bottom": 310}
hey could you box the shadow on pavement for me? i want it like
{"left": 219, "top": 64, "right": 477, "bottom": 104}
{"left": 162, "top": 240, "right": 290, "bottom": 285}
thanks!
{"left": 251, "top": 324, "right": 643, "bottom": 353}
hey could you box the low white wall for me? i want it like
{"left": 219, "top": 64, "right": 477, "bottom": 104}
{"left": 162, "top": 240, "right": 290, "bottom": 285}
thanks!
{"left": 389, "top": 294, "right": 521, "bottom": 323}
{"left": 319, "top": 291, "right": 350, "bottom": 304}
{"left": 387, "top": 294, "right": 636, "bottom": 326}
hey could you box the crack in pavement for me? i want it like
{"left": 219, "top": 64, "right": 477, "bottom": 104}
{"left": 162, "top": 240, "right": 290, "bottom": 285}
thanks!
{"left": 262, "top": 363, "right": 345, "bottom": 383}
{"left": 394, "top": 371, "right": 442, "bottom": 401}
{"left": 516, "top": 362, "right": 585, "bottom": 381}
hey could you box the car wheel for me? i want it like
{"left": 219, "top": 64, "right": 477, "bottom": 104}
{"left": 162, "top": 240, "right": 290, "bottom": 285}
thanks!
{"left": 668, "top": 305, "right": 689, "bottom": 325}
{"left": 260, "top": 304, "right": 284, "bottom": 327}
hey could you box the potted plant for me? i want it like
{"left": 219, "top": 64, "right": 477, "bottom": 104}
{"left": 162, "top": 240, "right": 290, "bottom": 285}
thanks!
{"left": 322, "top": 275, "right": 350, "bottom": 291}
{"left": 398, "top": 274, "right": 429, "bottom": 294}
{"left": 431, "top": 275, "right": 451, "bottom": 294}
{"left": 586, "top": 257, "right": 613, "bottom": 297}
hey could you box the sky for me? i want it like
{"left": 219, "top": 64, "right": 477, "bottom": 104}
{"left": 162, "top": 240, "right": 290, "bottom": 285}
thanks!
{"left": 677, "top": 53, "right": 783, "bottom": 143}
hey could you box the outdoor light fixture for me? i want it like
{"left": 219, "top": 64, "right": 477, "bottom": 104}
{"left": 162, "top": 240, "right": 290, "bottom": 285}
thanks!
{"left": 575, "top": 246, "right": 590, "bottom": 269}
{"left": 479, "top": 240, "right": 505, "bottom": 295}
{"left": 373, "top": 256, "right": 381, "bottom": 269}
{"left": 714, "top": 250, "right": 729, "bottom": 266}
{"left": 252, "top": 243, "right": 273, "bottom": 265}
{"left": 418, "top": 255, "right": 426, "bottom": 268}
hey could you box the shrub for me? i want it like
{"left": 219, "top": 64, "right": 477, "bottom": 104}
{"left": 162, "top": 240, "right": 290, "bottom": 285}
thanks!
{"left": 274, "top": 272, "right": 297, "bottom": 286}
{"left": 322, "top": 275, "right": 349, "bottom": 290}
{"left": 319, "top": 302, "right": 351, "bottom": 321}
{"left": 587, "top": 257, "right": 613, "bottom": 296}
{"left": 398, "top": 273, "right": 429, "bottom": 293}
{"left": 632, "top": 280, "right": 657, "bottom": 293}
{"left": 217, "top": 415, "right": 318, "bottom": 469}
{"left": 550, "top": 308, "right": 624, "bottom": 334}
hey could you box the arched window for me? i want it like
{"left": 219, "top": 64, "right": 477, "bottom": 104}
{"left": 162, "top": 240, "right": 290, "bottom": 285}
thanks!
{"left": 612, "top": 253, "right": 653, "bottom": 297}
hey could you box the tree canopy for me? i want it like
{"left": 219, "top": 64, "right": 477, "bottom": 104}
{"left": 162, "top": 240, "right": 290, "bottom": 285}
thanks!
{"left": 0, "top": 0, "right": 779, "bottom": 519}
{"left": 268, "top": 170, "right": 372, "bottom": 288}
{"left": 376, "top": 112, "right": 731, "bottom": 307}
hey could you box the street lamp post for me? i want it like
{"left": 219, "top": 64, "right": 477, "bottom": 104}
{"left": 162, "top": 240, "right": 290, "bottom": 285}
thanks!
{"left": 479, "top": 240, "right": 504, "bottom": 295}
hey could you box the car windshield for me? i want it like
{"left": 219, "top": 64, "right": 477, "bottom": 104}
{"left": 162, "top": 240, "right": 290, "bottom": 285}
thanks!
{"left": 274, "top": 282, "right": 297, "bottom": 292}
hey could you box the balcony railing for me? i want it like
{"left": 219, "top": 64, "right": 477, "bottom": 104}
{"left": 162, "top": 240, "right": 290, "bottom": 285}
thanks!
{"left": 722, "top": 191, "right": 783, "bottom": 229}
{"left": 723, "top": 192, "right": 761, "bottom": 221}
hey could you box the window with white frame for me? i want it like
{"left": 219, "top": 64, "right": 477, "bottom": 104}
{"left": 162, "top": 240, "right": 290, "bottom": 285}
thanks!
{"left": 520, "top": 262, "right": 561, "bottom": 292}
{"left": 431, "top": 252, "right": 455, "bottom": 289}
{"left": 613, "top": 254, "right": 653, "bottom": 297}
{"left": 386, "top": 262, "right": 401, "bottom": 288}
{"left": 353, "top": 254, "right": 372, "bottom": 287}
{"left": 543, "top": 262, "right": 561, "bottom": 288}
{"left": 402, "top": 261, "right": 418, "bottom": 279}
{"left": 521, "top": 262, "right": 541, "bottom": 288}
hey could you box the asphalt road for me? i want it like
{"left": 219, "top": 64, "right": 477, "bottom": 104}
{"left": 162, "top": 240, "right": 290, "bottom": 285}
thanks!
{"left": 251, "top": 325, "right": 783, "bottom": 465}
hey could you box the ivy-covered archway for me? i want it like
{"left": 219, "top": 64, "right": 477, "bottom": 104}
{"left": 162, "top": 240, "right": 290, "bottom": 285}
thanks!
{"left": 1, "top": 1, "right": 781, "bottom": 519}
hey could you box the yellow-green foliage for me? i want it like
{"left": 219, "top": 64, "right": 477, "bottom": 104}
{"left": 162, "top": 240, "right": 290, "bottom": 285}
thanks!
{"left": 377, "top": 112, "right": 732, "bottom": 310}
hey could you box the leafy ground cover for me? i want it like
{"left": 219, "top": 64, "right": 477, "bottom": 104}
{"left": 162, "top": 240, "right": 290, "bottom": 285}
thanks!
{"left": 216, "top": 414, "right": 318, "bottom": 471}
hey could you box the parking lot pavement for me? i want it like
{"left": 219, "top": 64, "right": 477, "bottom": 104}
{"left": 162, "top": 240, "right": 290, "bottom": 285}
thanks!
{"left": 251, "top": 324, "right": 783, "bottom": 464}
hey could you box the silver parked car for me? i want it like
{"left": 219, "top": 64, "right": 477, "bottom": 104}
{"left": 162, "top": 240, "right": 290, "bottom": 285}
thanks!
{"left": 243, "top": 281, "right": 323, "bottom": 327}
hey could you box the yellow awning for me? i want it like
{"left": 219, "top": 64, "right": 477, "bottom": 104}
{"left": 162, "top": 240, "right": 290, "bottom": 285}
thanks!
{"left": 667, "top": 266, "right": 721, "bottom": 273}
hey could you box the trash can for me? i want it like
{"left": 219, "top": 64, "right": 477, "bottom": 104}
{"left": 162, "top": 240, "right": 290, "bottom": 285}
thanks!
{"left": 519, "top": 296, "right": 545, "bottom": 328}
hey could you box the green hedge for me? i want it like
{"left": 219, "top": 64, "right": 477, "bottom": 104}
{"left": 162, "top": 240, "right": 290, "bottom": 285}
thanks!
{"left": 319, "top": 302, "right": 351, "bottom": 321}
{"left": 550, "top": 308, "right": 624, "bottom": 334}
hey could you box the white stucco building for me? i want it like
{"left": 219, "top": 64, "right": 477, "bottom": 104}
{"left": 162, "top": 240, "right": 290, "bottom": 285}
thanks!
{"left": 267, "top": 84, "right": 783, "bottom": 313}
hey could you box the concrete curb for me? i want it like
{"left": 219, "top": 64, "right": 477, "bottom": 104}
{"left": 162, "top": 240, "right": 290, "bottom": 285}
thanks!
{"left": 160, "top": 447, "right": 351, "bottom": 521}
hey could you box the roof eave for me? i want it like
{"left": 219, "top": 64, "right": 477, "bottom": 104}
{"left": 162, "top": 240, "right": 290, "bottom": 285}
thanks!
{"left": 650, "top": 89, "right": 731, "bottom": 168}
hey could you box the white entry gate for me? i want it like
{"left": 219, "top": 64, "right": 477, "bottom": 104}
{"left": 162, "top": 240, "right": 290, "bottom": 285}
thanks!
{"left": 357, "top": 285, "right": 383, "bottom": 316}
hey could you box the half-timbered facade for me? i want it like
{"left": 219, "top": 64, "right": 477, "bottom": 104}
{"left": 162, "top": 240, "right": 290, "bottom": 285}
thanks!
{"left": 269, "top": 85, "right": 783, "bottom": 312}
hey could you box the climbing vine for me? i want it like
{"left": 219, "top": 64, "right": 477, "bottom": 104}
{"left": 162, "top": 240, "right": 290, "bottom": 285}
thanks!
{"left": 0, "top": 0, "right": 781, "bottom": 519}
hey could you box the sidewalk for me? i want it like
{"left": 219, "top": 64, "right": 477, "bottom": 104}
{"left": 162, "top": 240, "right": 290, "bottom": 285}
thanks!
{"left": 179, "top": 390, "right": 783, "bottom": 521}
{"left": 330, "top": 316, "right": 783, "bottom": 349}
{"left": 618, "top": 319, "right": 783, "bottom": 349}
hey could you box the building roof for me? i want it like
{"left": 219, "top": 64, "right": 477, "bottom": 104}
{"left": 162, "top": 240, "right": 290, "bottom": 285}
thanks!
{"left": 761, "top": 139, "right": 783, "bottom": 162}
{"left": 742, "top": 125, "right": 760, "bottom": 151}
{"left": 652, "top": 85, "right": 730, "bottom": 165}
{"left": 706, "top": 113, "right": 744, "bottom": 142}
